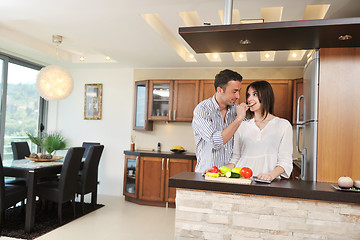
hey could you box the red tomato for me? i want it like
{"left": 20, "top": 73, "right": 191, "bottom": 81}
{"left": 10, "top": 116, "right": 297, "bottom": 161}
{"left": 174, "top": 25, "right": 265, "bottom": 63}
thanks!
{"left": 210, "top": 166, "right": 220, "bottom": 173}
{"left": 240, "top": 167, "right": 253, "bottom": 178}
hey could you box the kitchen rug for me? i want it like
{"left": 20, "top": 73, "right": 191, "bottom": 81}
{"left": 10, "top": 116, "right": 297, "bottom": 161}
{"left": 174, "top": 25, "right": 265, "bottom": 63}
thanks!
{"left": 1, "top": 201, "right": 104, "bottom": 239}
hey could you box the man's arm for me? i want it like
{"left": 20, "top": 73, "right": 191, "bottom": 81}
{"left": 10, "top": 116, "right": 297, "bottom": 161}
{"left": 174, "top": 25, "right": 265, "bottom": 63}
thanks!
{"left": 221, "top": 103, "right": 248, "bottom": 144}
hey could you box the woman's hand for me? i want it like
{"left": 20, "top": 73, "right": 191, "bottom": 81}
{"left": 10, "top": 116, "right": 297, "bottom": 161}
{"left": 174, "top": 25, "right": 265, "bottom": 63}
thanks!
{"left": 257, "top": 173, "right": 274, "bottom": 181}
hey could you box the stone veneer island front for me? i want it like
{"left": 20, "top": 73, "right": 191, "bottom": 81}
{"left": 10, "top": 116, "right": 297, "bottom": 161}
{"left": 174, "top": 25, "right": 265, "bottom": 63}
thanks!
{"left": 169, "top": 172, "right": 360, "bottom": 240}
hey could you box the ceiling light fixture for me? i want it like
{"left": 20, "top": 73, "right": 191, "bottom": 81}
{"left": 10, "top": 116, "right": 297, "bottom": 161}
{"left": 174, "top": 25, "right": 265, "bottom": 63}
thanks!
{"left": 338, "top": 34, "right": 352, "bottom": 41}
{"left": 80, "top": 56, "right": 85, "bottom": 61}
{"left": 36, "top": 35, "right": 73, "bottom": 101}
{"left": 105, "top": 56, "right": 111, "bottom": 61}
{"left": 265, "top": 53, "right": 270, "bottom": 59}
{"left": 292, "top": 53, "right": 297, "bottom": 58}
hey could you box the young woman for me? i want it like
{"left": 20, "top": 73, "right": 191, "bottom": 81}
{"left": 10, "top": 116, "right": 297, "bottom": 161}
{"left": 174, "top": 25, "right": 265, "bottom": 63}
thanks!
{"left": 226, "top": 80, "right": 293, "bottom": 181}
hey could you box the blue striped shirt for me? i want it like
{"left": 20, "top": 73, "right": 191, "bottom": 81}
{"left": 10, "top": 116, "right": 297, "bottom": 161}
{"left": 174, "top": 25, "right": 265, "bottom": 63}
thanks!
{"left": 192, "top": 95, "right": 238, "bottom": 172}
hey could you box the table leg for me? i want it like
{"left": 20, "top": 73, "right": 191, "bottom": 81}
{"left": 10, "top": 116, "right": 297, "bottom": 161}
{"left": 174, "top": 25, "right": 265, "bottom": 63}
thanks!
{"left": 25, "top": 170, "right": 37, "bottom": 233}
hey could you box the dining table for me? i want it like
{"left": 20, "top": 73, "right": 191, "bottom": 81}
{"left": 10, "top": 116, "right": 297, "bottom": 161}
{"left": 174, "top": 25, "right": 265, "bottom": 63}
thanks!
{"left": 3, "top": 158, "right": 65, "bottom": 233}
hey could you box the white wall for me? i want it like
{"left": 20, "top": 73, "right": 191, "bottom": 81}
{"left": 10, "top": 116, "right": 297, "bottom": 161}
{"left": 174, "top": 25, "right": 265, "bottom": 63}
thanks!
{"left": 47, "top": 67, "right": 133, "bottom": 196}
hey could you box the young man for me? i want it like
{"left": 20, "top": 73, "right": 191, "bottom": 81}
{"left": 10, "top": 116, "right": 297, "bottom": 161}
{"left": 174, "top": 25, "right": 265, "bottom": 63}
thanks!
{"left": 192, "top": 69, "right": 248, "bottom": 173}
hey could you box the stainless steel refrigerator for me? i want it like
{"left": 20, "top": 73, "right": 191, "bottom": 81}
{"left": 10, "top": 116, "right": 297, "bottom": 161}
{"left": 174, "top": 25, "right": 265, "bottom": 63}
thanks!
{"left": 296, "top": 50, "right": 319, "bottom": 181}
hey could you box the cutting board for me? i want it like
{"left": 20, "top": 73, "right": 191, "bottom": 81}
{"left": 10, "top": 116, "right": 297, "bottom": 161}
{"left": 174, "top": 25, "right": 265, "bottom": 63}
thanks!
{"left": 205, "top": 175, "right": 252, "bottom": 185}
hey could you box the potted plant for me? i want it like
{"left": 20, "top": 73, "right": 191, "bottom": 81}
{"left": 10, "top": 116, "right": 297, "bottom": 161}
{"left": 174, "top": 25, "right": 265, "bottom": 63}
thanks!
{"left": 26, "top": 131, "right": 68, "bottom": 156}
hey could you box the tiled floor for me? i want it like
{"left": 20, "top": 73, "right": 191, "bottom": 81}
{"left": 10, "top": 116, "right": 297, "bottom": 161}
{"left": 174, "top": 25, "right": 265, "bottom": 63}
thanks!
{"left": 2, "top": 195, "right": 175, "bottom": 240}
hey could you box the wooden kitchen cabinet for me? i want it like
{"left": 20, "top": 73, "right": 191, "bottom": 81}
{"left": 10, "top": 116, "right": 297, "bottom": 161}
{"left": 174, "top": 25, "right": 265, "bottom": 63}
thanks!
{"left": 147, "top": 80, "right": 198, "bottom": 122}
{"left": 165, "top": 158, "right": 193, "bottom": 206}
{"left": 317, "top": 47, "right": 360, "bottom": 182}
{"left": 133, "top": 81, "right": 153, "bottom": 130}
{"left": 172, "top": 80, "right": 199, "bottom": 121}
{"left": 137, "top": 156, "right": 193, "bottom": 207}
{"left": 148, "top": 80, "right": 173, "bottom": 121}
{"left": 199, "top": 80, "right": 215, "bottom": 102}
{"left": 138, "top": 156, "right": 165, "bottom": 205}
{"left": 123, "top": 155, "right": 139, "bottom": 198}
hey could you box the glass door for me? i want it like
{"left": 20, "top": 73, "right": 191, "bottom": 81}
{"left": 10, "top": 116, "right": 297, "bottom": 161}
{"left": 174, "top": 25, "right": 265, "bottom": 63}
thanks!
{"left": 133, "top": 81, "right": 152, "bottom": 130}
{"left": 0, "top": 54, "right": 45, "bottom": 160}
{"left": 123, "top": 155, "right": 139, "bottom": 198}
{"left": 148, "top": 80, "right": 173, "bottom": 121}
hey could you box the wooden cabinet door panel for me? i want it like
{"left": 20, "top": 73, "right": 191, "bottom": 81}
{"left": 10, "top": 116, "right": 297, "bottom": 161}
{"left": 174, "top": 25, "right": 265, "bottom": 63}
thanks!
{"left": 199, "top": 80, "right": 215, "bottom": 102}
{"left": 165, "top": 158, "right": 192, "bottom": 203}
{"left": 173, "top": 80, "right": 199, "bottom": 122}
{"left": 139, "top": 157, "right": 165, "bottom": 202}
{"left": 317, "top": 47, "right": 360, "bottom": 182}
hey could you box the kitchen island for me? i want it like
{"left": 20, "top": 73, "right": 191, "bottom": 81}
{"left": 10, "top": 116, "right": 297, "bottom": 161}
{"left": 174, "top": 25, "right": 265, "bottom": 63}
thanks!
{"left": 169, "top": 172, "right": 360, "bottom": 239}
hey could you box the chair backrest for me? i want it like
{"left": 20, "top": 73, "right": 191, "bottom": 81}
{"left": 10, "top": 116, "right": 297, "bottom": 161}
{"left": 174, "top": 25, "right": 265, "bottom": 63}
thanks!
{"left": 58, "top": 147, "right": 85, "bottom": 201}
{"left": 82, "top": 142, "right": 100, "bottom": 158}
{"left": 80, "top": 145, "right": 104, "bottom": 193}
{"left": 11, "top": 142, "right": 31, "bottom": 160}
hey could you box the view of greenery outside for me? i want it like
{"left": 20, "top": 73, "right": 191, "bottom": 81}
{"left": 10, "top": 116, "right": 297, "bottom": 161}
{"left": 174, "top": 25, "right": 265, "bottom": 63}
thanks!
{"left": 3, "top": 63, "right": 40, "bottom": 160}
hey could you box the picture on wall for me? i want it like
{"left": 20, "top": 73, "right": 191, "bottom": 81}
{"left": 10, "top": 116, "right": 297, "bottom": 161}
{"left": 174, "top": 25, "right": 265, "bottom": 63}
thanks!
{"left": 84, "top": 83, "right": 102, "bottom": 120}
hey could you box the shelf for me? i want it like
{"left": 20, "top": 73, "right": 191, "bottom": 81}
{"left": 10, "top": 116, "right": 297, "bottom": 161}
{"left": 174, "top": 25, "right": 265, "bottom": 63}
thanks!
{"left": 179, "top": 17, "right": 360, "bottom": 53}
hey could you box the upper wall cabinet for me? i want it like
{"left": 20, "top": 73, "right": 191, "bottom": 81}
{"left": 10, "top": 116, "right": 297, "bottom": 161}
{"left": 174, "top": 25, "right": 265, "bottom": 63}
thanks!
{"left": 148, "top": 80, "right": 199, "bottom": 122}
{"left": 133, "top": 81, "right": 153, "bottom": 131}
{"left": 148, "top": 80, "right": 174, "bottom": 121}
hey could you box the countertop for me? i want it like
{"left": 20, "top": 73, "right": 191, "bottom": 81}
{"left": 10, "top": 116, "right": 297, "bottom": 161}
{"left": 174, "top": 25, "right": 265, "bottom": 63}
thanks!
{"left": 124, "top": 150, "right": 196, "bottom": 160}
{"left": 169, "top": 172, "right": 360, "bottom": 204}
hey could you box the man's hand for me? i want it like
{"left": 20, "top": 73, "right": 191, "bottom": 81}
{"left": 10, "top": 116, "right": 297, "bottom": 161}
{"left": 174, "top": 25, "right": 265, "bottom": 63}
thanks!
{"left": 236, "top": 103, "right": 248, "bottom": 121}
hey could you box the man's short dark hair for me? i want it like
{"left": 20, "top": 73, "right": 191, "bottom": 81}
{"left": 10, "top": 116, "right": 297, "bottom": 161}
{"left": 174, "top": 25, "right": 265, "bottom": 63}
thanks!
{"left": 214, "top": 69, "right": 243, "bottom": 90}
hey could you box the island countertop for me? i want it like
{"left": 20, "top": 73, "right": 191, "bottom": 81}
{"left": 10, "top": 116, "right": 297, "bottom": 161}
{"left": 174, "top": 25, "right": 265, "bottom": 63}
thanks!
{"left": 169, "top": 172, "right": 360, "bottom": 204}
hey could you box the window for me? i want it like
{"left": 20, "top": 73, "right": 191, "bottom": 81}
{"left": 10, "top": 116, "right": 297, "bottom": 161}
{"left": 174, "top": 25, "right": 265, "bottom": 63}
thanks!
{"left": 0, "top": 54, "right": 47, "bottom": 160}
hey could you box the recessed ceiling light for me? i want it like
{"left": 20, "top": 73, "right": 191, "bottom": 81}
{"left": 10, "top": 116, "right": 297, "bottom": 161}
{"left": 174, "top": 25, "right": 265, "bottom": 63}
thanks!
{"left": 80, "top": 56, "right": 85, "bottom": 61}
{"left": 105, "top": 56, "right": 111, "bottom": 61}
{"left": 288, "top": 50, "right": 306, "bottom": 61}
{"left": 260, "top": 51, "right": 275, "bottom": 61}
{"left": 232, "top": 52, "right": 247, "bottom": 62}
{"left": 338, "top": 35, "right": 352, "bottom": 41}
{"left": 205, "top": 53, "right": 221, "bottom": 62}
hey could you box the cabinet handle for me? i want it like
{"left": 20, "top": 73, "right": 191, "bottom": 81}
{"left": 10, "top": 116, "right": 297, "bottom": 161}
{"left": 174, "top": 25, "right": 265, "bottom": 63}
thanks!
{"left": 136, "top": 156, "right": 139, "bottom": 166}
{"left": 166, "top": 158, "right": 169, "bottom": 171}
{"left": 169, "top": 110, "right": 171, "bottom": 121}
{"left": 161, "top": 158, "right": 164, "bottom": 170}
{"left": 173, "top": 110, "right": 176, "bottom": 120}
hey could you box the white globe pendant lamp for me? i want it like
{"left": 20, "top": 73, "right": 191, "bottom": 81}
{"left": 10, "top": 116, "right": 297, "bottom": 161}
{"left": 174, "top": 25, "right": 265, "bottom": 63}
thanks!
{"left": 36, "top": 35, "right": 74, "bottom": 101}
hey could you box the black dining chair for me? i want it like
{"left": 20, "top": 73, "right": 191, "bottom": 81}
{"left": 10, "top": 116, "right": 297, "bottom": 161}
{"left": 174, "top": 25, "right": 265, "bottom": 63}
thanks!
{"left": 11, "top": 141, "right": 31, "bottom": 160}
{"left": 36, "top": 147, "right": 85, "bottom": 225}
{"left": 82, "top": 142, "right": 100, "bottom": 158}
{"left": 0, "top": 155, "right": 27, "bottom": 234}
{"left": 6, "top": 142, "right": 31, "bottom": 185}
{"left": 76, "top": 145, "right": 104, "bottom": 213}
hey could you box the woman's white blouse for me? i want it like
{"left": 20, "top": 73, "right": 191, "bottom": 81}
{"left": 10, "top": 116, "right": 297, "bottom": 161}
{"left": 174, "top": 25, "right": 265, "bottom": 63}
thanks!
{"left": 229, "top": 117, "right": 293, "bottom": 178}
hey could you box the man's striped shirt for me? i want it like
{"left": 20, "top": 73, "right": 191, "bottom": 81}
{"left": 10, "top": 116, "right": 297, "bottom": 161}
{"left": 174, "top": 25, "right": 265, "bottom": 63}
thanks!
{"left": 192, "top": 95, "right": 238, "bottom": 173}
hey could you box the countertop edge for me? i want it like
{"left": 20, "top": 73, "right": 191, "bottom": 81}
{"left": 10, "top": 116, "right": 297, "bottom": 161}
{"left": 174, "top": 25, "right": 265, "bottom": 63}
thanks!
{"left": 169, "top": 172, "right": 360, "bottom": 205}
{"left": 124, "top": 150, "right": 196, "bottom": 160}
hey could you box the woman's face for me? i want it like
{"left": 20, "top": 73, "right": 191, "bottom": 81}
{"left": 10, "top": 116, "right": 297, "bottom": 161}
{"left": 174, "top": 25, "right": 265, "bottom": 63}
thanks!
{"left": 247, "top": 87, "right": 261, "bottom": 112}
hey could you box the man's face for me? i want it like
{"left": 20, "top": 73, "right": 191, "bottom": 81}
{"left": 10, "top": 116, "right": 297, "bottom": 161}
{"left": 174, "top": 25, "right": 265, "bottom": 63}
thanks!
{"left": 217, "top": 80, "right": 241, "bottom": 106}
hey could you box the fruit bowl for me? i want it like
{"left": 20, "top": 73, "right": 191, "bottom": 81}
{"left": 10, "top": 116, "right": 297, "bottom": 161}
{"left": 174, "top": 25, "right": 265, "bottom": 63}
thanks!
{"left": 170, "top": 149, "right": 186, "bottom": 153}
{"left": 25, "top": 156, "right": 64, "bottom": 162}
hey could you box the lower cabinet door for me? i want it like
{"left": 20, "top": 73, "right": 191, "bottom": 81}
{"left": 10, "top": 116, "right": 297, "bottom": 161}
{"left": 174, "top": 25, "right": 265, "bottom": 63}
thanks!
{"left": 165, "top": 158, "right": 192, "bottom": 204}
{"left": 138, "top": 156, "right": 165, "bottom": 202}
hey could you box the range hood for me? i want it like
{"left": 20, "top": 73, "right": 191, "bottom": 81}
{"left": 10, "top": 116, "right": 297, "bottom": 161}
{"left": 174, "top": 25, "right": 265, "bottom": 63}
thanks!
{"left": 179, "top": 17, "right": 360, "bottom": 53}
